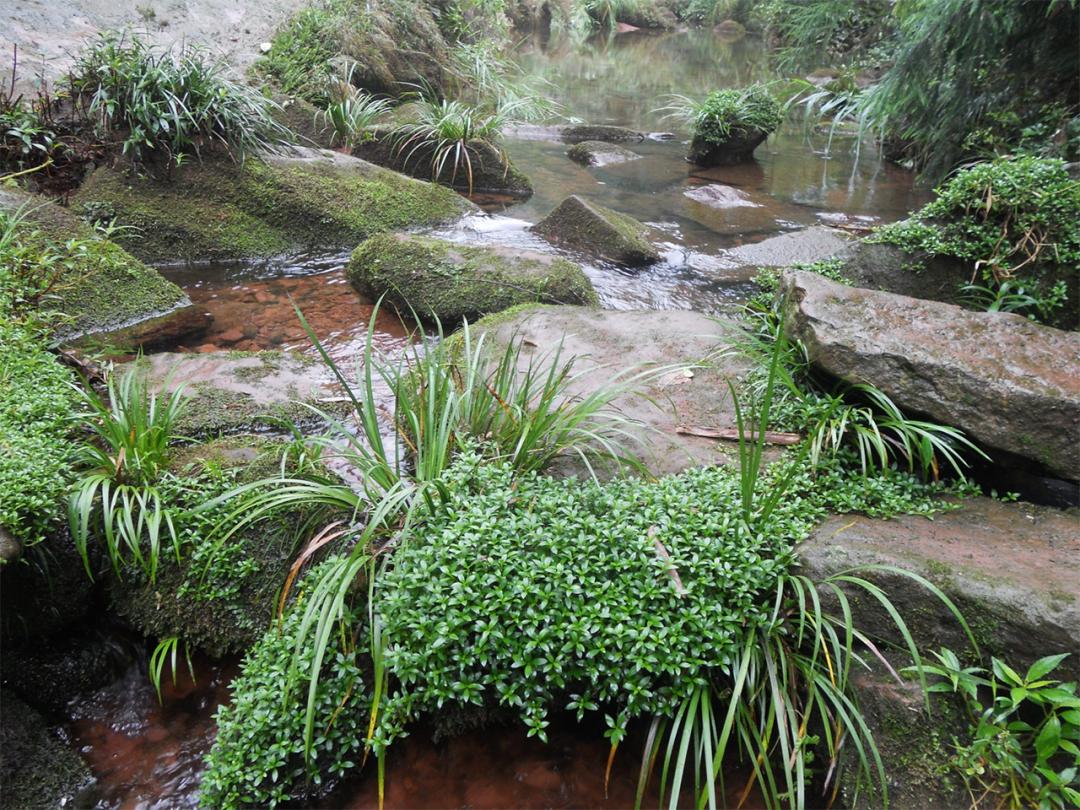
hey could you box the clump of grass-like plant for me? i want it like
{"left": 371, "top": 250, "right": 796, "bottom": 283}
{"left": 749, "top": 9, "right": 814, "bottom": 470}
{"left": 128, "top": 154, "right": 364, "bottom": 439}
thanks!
{"left": 67, "top": 33, "right": 289, "bottom": 167}
{"left": 390, "top": 94, "right": 532, "bottom": 194}
{"left": 316, "top": 65, "right": 394, "bottom": 147}
{"left": 69, "top": 364, "right": 188, "bottom": 582}
{"left": 660, "top": 84, "right": 783, "bottom": 146}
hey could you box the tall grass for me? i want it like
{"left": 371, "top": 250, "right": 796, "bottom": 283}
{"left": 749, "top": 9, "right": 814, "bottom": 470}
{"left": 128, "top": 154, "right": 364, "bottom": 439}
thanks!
{"left": 69, "top": 364, "right": 187, "bottom": 582}
{"left": 68, "top": 33, "right": 289, "bottom": 167}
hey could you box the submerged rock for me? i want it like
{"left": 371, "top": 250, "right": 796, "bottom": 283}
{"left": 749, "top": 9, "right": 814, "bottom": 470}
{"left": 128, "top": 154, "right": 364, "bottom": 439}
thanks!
{"left": 348, "top": 232, "right": 597, "bottom": 323}
{"left": 137, "top": 350, "right": 341, "bottom": 438}
{"left": 782, "top": 270, "right": 1080, "bottom": 481}
{"left": 351, "top": 131, "right": 532, "bottom": 198}
{"left": 799, "top": 497, "right": 1080, "bottom": 678}
{"left": 466, "top": 305, "right": 758, "bottom": 476}
{"left": 566, "top": 140, "right": 642, "bottom": 167}
{"left": 683, "top": 183, "right": 761, "bottom": 208}
{"left": 532, "top": 195, "right": 660, "bottom": 266}
{"left": 0, "top": 690, "right": 96, "bottom": 809}
{"left": 72, "top": 148, "right": 473, "bottom": 263}
{"left": 0, "top": 189, "right": 206, "bottom": 347}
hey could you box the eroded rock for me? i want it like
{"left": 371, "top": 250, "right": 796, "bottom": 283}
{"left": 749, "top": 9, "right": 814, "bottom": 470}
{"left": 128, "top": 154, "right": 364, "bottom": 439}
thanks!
{"left": 348, "top": 232, "right": 598, "bottom": 323}
{"left": 782, "top": 270, "right": 1080, "bottom": 480}
{"left": 532, "top": 195, "right": 660, "bottom": 266}
{"left": 467, "top": 305, "right": 757, "bottom": 476}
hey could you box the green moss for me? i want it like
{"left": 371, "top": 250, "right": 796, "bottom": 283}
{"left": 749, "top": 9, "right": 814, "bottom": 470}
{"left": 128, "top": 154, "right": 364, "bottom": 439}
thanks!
{"left": 176, "top": 382, "right": 331, "bottom": 438}
{"left": 107, "top": 437, "right": 327, "bottom": 657}
{"left": 532, "top": 195, "right": 659, "bottom": 266}
{"left": 690, "top": 84, "right": 782, "bottom": 147}
{"left": 348, "top": 233, "right": 598, "bottom": 322}
{"left": 73, "top": 152, "right": 470, "bottom": 263}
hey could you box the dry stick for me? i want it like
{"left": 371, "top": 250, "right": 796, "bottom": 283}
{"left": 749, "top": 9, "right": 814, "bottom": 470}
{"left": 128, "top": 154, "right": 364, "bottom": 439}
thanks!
{"left": 649, "top": 526, "right": 686, "bottom": 597}
{"left": 676, "top": 425, "right": 802, "bottom": 445}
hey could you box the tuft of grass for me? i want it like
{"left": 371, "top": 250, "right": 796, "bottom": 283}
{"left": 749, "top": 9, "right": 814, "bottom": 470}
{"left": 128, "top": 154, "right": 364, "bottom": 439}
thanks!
{"left": 69, "top": 363, "right": 188, "bottom": 582}
{"left": 67, "top": 33, "right": 290, "bottom": 167}
{"left": 316, "top": 65, "right": 394, "bottom": 147}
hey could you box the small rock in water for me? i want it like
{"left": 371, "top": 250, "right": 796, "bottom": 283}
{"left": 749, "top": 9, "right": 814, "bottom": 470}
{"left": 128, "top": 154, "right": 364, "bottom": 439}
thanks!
{"left": 684, "top": 183, "right": 761, "bottom": 209}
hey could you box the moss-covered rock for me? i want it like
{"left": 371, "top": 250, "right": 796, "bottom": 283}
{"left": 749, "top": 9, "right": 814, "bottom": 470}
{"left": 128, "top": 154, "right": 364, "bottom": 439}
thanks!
{"left": 135, "top": 350, "right": 343, "bottom": 438}
{"left": 560, "top": 124, "right": 645, "bottom": 144}
{"left": 72, "top": 148, "right": 473, "bottom": 263}
{"left": 107, "top": 437, "right": 331, "bottom": 657}
{"left": 0, "top": 690, "right": 96, "bottom": 810}
{"left": 532, "top": 195, "right": 660, "bottom": 266}
{"left": 0, "top": 189, "right": 204, "bottom": 346}
{"left": 350, "top": 129, "right": 532, "bottom": 198}
{"left": 347, "top": 232, "right": 598, "bottom": 322}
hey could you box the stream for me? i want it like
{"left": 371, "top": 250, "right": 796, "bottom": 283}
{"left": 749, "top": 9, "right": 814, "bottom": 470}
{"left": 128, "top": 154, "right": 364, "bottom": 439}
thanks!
{"left": 71, "top": 26, "right": 927, "bottom": 808}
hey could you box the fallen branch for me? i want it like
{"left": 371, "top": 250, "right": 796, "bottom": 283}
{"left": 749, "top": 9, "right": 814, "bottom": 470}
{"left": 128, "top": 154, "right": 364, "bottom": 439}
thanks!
{"left": 676, "top": 425, "right": 802, "bottom": 445}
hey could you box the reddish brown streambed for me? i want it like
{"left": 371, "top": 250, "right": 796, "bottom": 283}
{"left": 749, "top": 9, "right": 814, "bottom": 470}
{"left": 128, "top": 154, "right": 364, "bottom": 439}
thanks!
{"left": 70, "top": 657, "right": 762, "bottom": 809}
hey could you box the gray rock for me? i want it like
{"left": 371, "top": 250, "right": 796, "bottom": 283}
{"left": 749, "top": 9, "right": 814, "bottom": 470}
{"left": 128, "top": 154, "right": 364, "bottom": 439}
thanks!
{"left": 782, "top": 270, "right": 1080, "bottom": 480}
{"left": 688, "top": 130, "right": 768, "bottom": 166}
{"left": 798, "top": 497, "right": 1080, "bottom": 679}
{"left": 348, "top": 232, "right": 598, "bottom": 323}
{"left": 566, "top": 140, "right": 642, "bottom": 167}
{"left": 466, "top": 305, "right": 760, "bottom": 477}
{"left": 559, "top": 124, "right": 646, "bottom": 144}
{"left": 724, "top": 226, "right": 852, "bottom": 268}
{"left": 683, "top": 183, "right": 761, "bottom": 209}
{"left": 532, "top": 195, "right": 660, "bottom": 266}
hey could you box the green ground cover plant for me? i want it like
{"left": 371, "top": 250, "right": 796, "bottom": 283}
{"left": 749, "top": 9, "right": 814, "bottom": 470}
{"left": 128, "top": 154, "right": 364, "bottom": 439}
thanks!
{"left": 910, "top": 649, "right": 1080, "bottom": 809}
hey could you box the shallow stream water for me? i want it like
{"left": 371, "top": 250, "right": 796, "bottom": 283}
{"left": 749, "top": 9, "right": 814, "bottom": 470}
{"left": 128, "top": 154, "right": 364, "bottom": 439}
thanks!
{"left": 74, "top": 26, "right": 927, "bottom": 808}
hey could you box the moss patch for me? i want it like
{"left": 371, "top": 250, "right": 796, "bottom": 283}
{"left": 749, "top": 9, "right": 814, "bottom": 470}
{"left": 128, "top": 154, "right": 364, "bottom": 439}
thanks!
{"left": 348, "top": 232, "right": 598, "bottom": 322}
{"left": 107, "top": 437, "right": 328, "bottom": 657}
{"left": 532, "top": 195, "right": 659, "bottom": 266}
{"left": 73, "top": 149, "right": 472, "bottom": 263}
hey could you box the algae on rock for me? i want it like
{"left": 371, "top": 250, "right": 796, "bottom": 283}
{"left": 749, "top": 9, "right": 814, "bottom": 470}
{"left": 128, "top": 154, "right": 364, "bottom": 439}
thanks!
{"left": 72, "top": 148, "right": 473, "bottom": 263}
{"left": 532, "top": 195, "right": 660, "bottom": 267}
{"left": 348, "top": 232, "right": 598, "bottom": 322}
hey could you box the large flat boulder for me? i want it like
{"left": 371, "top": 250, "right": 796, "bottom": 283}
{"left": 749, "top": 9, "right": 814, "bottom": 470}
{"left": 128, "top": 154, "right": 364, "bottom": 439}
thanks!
{"left": 72, "top": 148, "right": 473, "bottom": 263}
{"left": 532, "top": 195, "right": 660, "bottom": 267}
{"left": 566, "top": 140, "right": 641, "bottom": 167}
{"left": 467, "top": 305, "right": 757, "bottom": 476}
{"left": 782, "top": 270, "right": 1080, "bottom": 481}
{"left": 348, "top": 233, "right": 597, "bottom": 323}
{"left": 798, "top": 497, "right": 1080, "bottom": 678}
{"left": 723, "top": 225, "right": 852, "bottom": 268}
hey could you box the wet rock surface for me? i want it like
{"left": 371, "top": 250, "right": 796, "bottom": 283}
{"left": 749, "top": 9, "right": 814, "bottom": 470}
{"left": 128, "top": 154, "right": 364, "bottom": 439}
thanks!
{"left": 683, "top": 183, "right": 762, "bottom": 208}
{"left": 688, "top": 130, "right": 769, "bottom": 166}
{"left": 532, "top": 195, "right": 660, "bottom": 266}
{"left": 0, "top": 690, "right": 97, "bottom": 810}
{"left": 783, "top": 270, "right": 1080, "bottom": 480}
{"left": 723, "top": 225, "right": 852, "bottom": 268}
{"left": 468, "top": 305, "right": 758, "bottom": 476}
{"left": 348, "top": 232, "right": 598, "bottom": 323}
{"left": 558, "top": 124, "right": 647, "bottom": 143}
{"left": 566, "top": 140, "right": 642, "bottom": 167}
{"left": 799, "top": 497, "right": 1080, "bottom": 678}
{"left": 137, "top": 350, "right": 340, "bottom": 437}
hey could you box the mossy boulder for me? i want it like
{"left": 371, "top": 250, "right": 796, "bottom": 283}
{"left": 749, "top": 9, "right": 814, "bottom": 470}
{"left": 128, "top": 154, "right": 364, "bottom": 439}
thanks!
{"left": 0, "top": 690, "right": 96, "bottom": 809}
{"left": 532, "top": 195, "right": 660, "bottom": 266}
{"left": 347, "top": 233, "right": 598, "bottom": 323}
{"left": 72, "top": 148, "right": 473, "bottom": 263}
{"left": 0, "top": 189, "right": 205, "bottom": 347}
{"left": 686, "top": 86, "right": 782, "bottom": 166}
{"left": 566, "top": 140, "right": 642, "bottom": 167}
{"left": 136, "top": 350, "right": 344, "bottom": 438}
{"left": 350, "top": 130, "right": 532, "bottom": 198}
{"left": 107, "top": 437, "right": 333, "bottom": 657}
{"left": 560, "top": 124, "right": 645, "bottom": 144}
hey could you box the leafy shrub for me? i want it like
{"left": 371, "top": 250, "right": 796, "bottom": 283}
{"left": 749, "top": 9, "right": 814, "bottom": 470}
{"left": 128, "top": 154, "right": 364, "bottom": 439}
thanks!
{"left": 911, "top": 649, "right": 1080, "bottom": 809}
{"left": 661, "top": 84, "right": 783, "bottom": 145}
{"left": 874, "top": 157, "right": 1080, "bottom": 281}
{"left": 200, "top": 559, "right": 368, "bottom": 809}
{"left": 374, "top": 445, "right": 963, "bottom": 749}
{"left": 68, "top": 34, "right": 288, "bottom": 167}
{"left": 0, "top": 321, "right": 78, "bottom": 550}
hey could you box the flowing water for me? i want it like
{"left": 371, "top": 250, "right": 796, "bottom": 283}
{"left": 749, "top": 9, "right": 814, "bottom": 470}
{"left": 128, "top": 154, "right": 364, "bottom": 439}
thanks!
{"left": 71, "top": 26, "right": 928, "bottom": 808}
